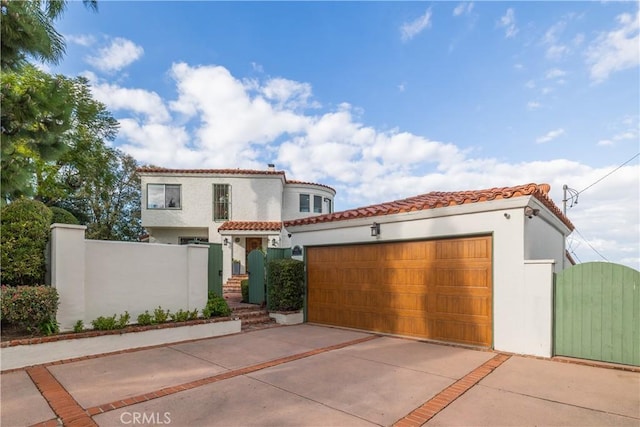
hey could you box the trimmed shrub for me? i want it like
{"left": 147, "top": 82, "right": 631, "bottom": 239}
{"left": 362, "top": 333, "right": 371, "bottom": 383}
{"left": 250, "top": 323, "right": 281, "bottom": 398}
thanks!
{"left": 1, "top": 198, "right": 53, "bottom": 286}
{"left": 1, "top": 285, "right": 60, "bottom": 331}
{"left": 90, "top": 312, "right": 130, "bottom": 330}
{"left": 153, "top": 306, "right": 170, "bottom": 323}
{"left": 49, "top": 206, "right": 79, "bottom": 225}
{"left": 267, "top": 259, "right": 304, "bottom": 312}
{"left": 137, "top": 310, "right": 153, "bottom": 326}
{"left": 202, "top": 292, "right": 231, "bottom": 318}
{"left": 241, "top": 279, "right": 249, "bottom": 302}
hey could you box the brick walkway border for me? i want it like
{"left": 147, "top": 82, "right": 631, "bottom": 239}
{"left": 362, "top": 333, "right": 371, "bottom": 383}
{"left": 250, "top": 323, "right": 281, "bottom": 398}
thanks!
{"left": 393, "top": 353, "right": 511, "bottom": 427}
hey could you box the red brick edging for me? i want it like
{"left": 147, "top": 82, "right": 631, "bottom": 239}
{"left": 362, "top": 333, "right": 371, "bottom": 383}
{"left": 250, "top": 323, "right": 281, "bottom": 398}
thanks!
{"left": 85, "top": 334, "right": 380, "bottom": 416}
{"left": 393, "top": 353, "right": 511, "bottom": 427}
{"left": 26, "top": 366, "right": 96, "bottom": 427}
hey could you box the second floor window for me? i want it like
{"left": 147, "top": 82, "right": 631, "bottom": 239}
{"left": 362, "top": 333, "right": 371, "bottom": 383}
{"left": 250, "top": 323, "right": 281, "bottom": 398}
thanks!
{"left": 147, "top": 184, "right": 181, "bottom": 209}
{"left": 313, "top": 195, "right": 322, "bottom": 213}
{"left": 213, "top": 184, "right": 230, "bottom": 221}
{"left": 299, "top": 194, "right": 310, "bottom": 212}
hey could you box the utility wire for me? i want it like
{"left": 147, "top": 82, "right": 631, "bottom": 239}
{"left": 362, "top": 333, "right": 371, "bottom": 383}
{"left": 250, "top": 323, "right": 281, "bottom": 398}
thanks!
{"left": 577, "top": 152, "right": 639, "bottom": 195}
{"left": 573, "top": 226, "right": 609, "bottom": 262}
{"left": 564, "top": 152, "right": 638, "bottom": 263}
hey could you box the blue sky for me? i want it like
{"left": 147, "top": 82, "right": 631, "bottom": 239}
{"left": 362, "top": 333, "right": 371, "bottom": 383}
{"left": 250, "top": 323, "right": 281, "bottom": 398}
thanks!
{"left": 52, "top": 1, "right": 639, "bottom": 268}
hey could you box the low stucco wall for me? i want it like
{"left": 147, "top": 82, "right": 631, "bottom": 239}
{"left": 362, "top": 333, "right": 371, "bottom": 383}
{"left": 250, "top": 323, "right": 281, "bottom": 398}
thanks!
{"left": 50, "top": 224, "right": 208, "bottom": 331}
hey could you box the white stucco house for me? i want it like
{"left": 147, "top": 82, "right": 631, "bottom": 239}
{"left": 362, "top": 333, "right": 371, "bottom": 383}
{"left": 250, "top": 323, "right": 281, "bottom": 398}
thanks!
{"left": 284, "top": 182, "right": 575, "bottom": 357}
{"left": 137, "top": 165, "right": 335, "bottom": 282}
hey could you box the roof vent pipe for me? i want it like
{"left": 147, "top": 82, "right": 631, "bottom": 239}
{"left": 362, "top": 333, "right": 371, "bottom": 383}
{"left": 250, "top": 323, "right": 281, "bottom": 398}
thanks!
{"left": 267, "top": 163, "right": 275, "bottom": 171}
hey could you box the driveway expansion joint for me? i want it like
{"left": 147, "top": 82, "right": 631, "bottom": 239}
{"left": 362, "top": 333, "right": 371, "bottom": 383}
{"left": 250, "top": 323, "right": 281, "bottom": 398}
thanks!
{"left": 392, "top": 353, "right": 511, "bottom": 427}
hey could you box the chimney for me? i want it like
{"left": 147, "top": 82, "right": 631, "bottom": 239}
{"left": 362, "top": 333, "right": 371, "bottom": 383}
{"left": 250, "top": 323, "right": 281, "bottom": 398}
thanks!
{"left": 267, "top": 163, "right": 275, "bottom": 172}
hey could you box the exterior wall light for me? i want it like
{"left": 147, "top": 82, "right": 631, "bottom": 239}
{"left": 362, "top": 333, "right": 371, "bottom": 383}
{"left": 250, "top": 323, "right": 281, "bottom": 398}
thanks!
{"left": 223, "top": 238, "right": 229, "bottom": 246}
{"left": 370, "top": 222, "right": 380, "bottom": 237}
{"left": 271, "top": 238, "right": 278, "bottom": 247}
{"left": 524, "top": 206, "right": 540, "bottom": 219}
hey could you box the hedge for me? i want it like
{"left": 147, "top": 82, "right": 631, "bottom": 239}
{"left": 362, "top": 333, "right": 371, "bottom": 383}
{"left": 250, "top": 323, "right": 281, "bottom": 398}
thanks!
{"left": 1, "top": 285, "right": 59, "bottom": 331}
{"left": 267, "top": 259, "right": 304, "bottom": 311}
{"left": 1, "top": 198, "right": 53, "bottom": 286}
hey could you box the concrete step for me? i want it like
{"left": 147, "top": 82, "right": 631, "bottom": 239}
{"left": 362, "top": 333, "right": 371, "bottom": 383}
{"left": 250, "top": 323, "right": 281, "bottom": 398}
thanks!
{"left": 232, "top": 306, "right": 275, "bottom": 330}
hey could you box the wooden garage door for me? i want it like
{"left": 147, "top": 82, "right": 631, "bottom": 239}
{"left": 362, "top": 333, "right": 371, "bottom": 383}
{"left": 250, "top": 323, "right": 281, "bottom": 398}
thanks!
{"left": 307, "top": 236, "right": 492, "bottom": 347}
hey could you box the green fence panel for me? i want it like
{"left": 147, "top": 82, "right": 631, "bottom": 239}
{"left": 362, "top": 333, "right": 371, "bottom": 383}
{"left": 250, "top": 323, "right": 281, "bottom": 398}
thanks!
{"left": 248, "top": 249, "right": 266, "bottom": 304}
{"left": 206, "top": 243, "right": 223, "bottom": 297}
{"left": 554, "top": 262, "right": 639, "bottom": 366}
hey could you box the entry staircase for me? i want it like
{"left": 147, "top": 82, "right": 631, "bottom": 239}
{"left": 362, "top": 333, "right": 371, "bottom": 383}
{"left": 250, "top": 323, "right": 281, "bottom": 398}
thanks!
{"left": 223, "top": 274, "right": 276, "bottom": 330}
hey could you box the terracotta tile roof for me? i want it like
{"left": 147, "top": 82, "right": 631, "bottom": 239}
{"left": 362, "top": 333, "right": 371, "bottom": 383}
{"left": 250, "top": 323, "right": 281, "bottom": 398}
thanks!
{"left": 137, "top": 167, "right": 285, "bottom": 176}
{"left": 284, "top": 183, "right": 574, "bottom": 230}
{"left": 286, "top": 180, "right": 336, "bottom": 193}
{"left": 218, "top": 221, "right": 283, "bottom": 232}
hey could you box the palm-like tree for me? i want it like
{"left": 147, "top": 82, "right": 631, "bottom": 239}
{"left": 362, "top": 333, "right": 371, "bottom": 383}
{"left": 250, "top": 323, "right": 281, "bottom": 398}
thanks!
{"left": 1, "top": 0, "right": 97, "bottom": 70}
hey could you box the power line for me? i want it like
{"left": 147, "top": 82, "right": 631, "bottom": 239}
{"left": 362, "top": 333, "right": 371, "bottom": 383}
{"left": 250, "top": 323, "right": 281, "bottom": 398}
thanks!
{"left": 577, "top": 152, "right": 640, "bottom": 195}
{"left": 572, "top": 226, "right": 609, "bottom": 262}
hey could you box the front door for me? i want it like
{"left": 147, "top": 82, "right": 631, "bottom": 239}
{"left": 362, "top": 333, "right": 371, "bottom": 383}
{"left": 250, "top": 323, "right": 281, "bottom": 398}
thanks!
{"left": 245, "top": 238, "right": 262, "bottom": 269}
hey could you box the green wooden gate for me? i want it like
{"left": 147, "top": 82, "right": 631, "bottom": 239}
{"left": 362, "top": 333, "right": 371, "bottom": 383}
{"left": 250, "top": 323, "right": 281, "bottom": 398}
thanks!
{"left": 266, "top": 248, "right": 292, "bottom": 263}
{"left": 554, "top": 262, "right": 640, "bottom": 366}
{"left": 247, "top": 249, "right": 265, "bottom": 304}
{"left": 207, "top": 243, "right": 223, "bottom": 296}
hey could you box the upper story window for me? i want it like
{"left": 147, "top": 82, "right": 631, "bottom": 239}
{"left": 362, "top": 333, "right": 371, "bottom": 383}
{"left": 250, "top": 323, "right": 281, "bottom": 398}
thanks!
{"left": 325, "top": 197, "right": 332, "bottom": 213}
{"left": 299, "top": 194, "right": 310, "bottom": 212}
{"left": 213, "top": 184, "right": 230, "bottom": 221}
{"left": 313, "top": 195, "right": 322, "bottom": 213}
{"left": 147, "top": 184, "right": 181, "bottom": 209}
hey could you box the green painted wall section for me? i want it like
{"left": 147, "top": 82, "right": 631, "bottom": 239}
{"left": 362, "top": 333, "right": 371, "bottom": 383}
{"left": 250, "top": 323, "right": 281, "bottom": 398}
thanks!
{"left": 554, "top": 262, "right": 639, "bottom": 366}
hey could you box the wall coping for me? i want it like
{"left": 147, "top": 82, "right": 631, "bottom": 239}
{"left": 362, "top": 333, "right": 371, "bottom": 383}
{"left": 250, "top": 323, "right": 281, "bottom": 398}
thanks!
{"left": 50, "top": 223, "right": 87, "bottom": 231}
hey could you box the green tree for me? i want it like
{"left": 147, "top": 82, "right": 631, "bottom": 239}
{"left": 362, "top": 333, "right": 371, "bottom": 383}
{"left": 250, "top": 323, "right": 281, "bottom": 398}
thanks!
{"left": 1, "top": 70, "right": 118, "bottom": 202}
{"left": 53, "top": 147, "right": 144, "bottom": 241}
{"left": 1, "top": 0, "right": 97, "bottom": 70}
{"left": 0, "top": 198, "right": 53, "bottom": 286}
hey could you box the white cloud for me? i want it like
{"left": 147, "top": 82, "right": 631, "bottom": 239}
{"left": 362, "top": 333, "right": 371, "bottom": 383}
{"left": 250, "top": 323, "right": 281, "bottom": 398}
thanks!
{"left": 597, "top": 139, "right": 614, "bottom": 146}
{"left": 91, "top": 63, "right": 639, "bottom": 269}
{"left": 453, "top": 2, "right": 474, "bottom": 17}
{"left": 89, "top": 81, "right": 171, "bottom": 123}
{"left": 87, "top": 37, "right": 144, "bottom": 72}
{"left": 400, "top": 8, "right": 432, "bottom": 42}
{"left": 543, "top": 20, "right": 569, "bottom": 59}
{"left": 527, "top": 101, "right": 541, "bottom": 110}
{"left": 66, "top": 34, "right": 96, "bottom": 47}
{"left": 260, "top": 78, "right": 319, "bottom": 110}
{"left": 397, "top": 82, "right": 406, "bottom": 92}
{"left": 536, "top": 128, "right": 565, "bottom": 143}
{"left": 525, "top": 79, "right": 536, "bottom": 89}
{"left": 497, "top": 8, "right": 518, "bottom": 38}
{"left": 545, "top": 68, "right": 567, "bottom": 79}
{"left": 586, "top": 10, "right": 640, "bottom": 82}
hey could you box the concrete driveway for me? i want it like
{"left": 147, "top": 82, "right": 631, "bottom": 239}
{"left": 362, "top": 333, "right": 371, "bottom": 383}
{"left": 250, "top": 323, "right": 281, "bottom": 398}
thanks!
{"left": 1, "top": 324, "right": 638, "bottom": 426}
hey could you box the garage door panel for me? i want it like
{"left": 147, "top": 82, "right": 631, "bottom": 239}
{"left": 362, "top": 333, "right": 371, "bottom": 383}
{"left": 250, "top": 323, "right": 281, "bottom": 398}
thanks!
{"left": 307, "top": 236, "right": 493, "bottom": 347}
{"left": 434, "top": 294, "right": 491, "bottom": 316}
{"left": 429, "top": 319, "right": 491, "bottom": 347}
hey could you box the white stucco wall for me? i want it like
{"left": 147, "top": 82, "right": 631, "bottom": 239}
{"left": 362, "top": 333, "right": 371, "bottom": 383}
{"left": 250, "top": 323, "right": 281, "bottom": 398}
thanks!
{"left": 140, "top": 173, "right": 286, "bottom": 241}
{"left": 524, "top": 198, "right": 568, "bottom": 272}
{"left": 50, "top": 225, "right": 208, "bottom": 331}
{"left": 282, "top": 183, "right": 336, "bottom": 221}
{"left": 146, "top": 227, "right": 209, "bottom": 244}
{"left": 287, "top": 196, "right": 570, "bottom": 358}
